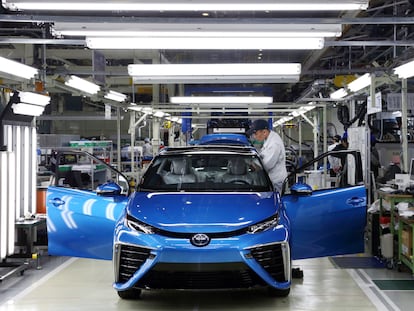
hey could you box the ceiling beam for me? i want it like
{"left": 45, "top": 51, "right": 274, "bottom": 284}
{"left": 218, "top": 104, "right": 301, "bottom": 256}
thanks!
{"left": 2, "top": 14, "right": 414, "bottom": 25}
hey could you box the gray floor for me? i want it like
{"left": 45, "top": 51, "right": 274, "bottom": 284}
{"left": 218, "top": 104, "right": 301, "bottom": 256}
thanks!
{"left": 1, "top": 254, "right": 413, "bottom": 311}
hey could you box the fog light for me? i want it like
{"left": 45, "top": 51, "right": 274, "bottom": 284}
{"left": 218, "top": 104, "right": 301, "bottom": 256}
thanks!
{"left": 244, "top": 252, "right": 253, "bottom": 259}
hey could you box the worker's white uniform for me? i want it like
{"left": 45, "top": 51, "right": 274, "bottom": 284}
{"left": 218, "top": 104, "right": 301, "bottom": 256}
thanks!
{"left": 328, "top": 142, "right": 341, "bottom": 171}
{"left": 259, "top": 130, "right": 287, "bottom": 194}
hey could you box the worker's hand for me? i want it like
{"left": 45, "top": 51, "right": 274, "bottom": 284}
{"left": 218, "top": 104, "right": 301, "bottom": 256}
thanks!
{"left": 249, "top": 163, "right": 260, "bottom": 172}
{"left": 333, "top": 166, "right": 342, "bottom": 173}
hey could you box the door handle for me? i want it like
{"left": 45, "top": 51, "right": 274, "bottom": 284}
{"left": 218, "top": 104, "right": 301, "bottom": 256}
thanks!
{"left": 346, "top": 197, "right": 365, "bottom": 207}
{"left": 50, "top": 198, "right": 65, "bottom": 207}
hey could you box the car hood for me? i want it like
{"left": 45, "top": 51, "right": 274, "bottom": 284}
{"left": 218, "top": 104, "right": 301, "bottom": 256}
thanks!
{"left": 127, "top": 191, "right": 278, "bottom": 233}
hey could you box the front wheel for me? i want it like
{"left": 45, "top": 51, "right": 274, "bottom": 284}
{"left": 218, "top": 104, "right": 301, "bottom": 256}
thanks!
{"left": 267, "top": 287, "right": 290, "bottom": 297}
{"left": 117, "top": 288, "right": 142, "bottom": 300}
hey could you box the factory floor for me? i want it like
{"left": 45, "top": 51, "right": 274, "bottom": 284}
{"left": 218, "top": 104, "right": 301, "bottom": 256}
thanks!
{"left": 0, "top": 254, "right": 413, "bottom": 311}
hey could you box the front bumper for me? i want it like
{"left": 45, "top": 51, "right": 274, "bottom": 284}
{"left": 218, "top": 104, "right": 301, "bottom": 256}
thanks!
{"left": 113, "top": 226, "right": 290, "bottom": 291}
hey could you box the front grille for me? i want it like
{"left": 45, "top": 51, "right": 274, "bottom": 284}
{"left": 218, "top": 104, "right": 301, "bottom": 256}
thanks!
{"left": 135, "top": 262, "right": 266, "bottom": 289}
{"left": 250, "top": 243, "right": 286, "bottom": 282}
{"left": 117, "top": 244, "right": 151, "bottom": 283}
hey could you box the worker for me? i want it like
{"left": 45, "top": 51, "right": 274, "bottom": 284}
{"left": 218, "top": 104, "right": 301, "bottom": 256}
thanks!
{"left": 248, "top": 119, "right": 287, "bottom": 194}
{"left": 328, "top": 135, "right": 342, "bottom": 174}
{"left": 142, "top": 138, "right": 153, "bottom": 161}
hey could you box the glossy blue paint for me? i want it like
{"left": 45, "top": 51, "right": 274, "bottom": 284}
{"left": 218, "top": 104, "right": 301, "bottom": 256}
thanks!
{"left": 290, "top": 182, "right": 313, "bottom": 194}
{"left": 96, "top": 182, "right": 122, "bottom": 195}
{"left": 198, "top": 133, "right": 251, "bottom": 146}
{"left": 113, "top": 225, "right": 290, "bottom": 291}
{"left": 46, "top": 186, "right": 128, "bottom": 260}
{"left": 283, "top": 185, "right": 367, "bottom": 260}
{"left": 127, "top": 192, "right": 278, "bottom": 232}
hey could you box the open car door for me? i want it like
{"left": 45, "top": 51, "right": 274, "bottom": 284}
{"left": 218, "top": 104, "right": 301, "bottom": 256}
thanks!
{"left": 46, "top": 150, "right": 130, "bottom": 260}
{"left": 283, "top": 150, "right": 367, "bottom": 260}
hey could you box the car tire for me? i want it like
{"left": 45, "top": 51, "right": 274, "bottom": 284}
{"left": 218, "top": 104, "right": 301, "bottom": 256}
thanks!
{"left": 267, "top": 287, "right": 290, "bottom": 297}
{"left": 117, "top": 288, "right": 142, "bottom": 300}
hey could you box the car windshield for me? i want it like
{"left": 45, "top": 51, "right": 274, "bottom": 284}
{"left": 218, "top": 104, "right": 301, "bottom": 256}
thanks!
{"left": 138, "top": 153, "right": 272, "bottom": 192}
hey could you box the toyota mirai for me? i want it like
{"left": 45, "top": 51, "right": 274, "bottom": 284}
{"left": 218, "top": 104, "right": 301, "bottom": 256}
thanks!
{"left": 46, "top": 143, "right": 366, "bottom": 299}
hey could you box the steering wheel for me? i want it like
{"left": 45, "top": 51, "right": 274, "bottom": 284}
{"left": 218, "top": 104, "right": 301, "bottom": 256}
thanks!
{"left": 229, "top": 179, "right": 250, "bottom": 185}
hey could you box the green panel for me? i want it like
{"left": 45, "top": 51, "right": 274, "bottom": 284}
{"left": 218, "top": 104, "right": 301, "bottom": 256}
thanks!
{"left": 373, "top": 280, "right": 414, "bottom": 290}
{"left": 58, "top": 165, "right": 72, "bottom": 172}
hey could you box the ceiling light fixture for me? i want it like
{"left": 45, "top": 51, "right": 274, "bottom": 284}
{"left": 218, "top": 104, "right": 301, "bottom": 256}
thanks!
{"left": 11, "top": 91, "right": 51, "bottom": 117}
{"left": 330, "top": 88, "right": 348, "bottom": 99}
{"left": 104, "top": 90, "right": 127, "bottom": 102}
{"left": 0, "top": 56, "right": 38, "bottom": 80}
{"left": 18, "top": 91, "right": 51, "bottom": 106}
{"left": 170, "top": 96, "right": 273, "bottom": 104}
{"left": 273, "top": 116, "right": 294, "bottom": 127}
{"left": 394, "top": 60, "right": 414, "bottom": 79}
{"left": 55, "top": 23, "right": 342, "bottom": 38}
{"left": 11, "top": 103, "right": 45, "bottom": 116}
{"left": 289, "top": 105, "right": 316, "bottom": 117}
{"left": 64, "top": 75, "right": 101, "bottom": 95}
{"left": 153, "top": 110, "right": 166, "bottom": 118}
{"left": 347, "top": 73, "right": 371, "bottom": 92}
{"left": 3, "top": 1, "right": 369, "bottom": 11}
{"left": 86, "top": 37, "right": 324, "bottom": 50}
{"left": 128, "top": 63, "right": 301, "bottom": 84}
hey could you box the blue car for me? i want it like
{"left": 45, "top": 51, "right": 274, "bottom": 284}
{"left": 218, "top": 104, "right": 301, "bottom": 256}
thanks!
{"left": 47, "top": 145, "right": 366, "bottom": 299}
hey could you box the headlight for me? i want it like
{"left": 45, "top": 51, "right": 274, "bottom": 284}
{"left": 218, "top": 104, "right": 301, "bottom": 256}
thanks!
{"left": 247, "top": 215, "right": 279, "bottom": 234}
{"left": 125, "top": 214, "right": 155, "bottom": 234}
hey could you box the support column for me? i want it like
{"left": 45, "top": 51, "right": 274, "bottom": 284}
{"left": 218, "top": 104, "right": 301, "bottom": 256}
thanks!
{"left": 152, "top": 119, "right": 161, "bottom": 154}
{"left": 313, "top": 112, "right": 319, "bottom": 170}
{"left": 402, "top": 78, "right": 408, "bottom": 173}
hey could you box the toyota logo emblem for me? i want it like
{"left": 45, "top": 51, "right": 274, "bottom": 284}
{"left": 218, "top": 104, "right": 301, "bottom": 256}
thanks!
{"left": 190, "top": 233, "right": 210, "bottom": 247}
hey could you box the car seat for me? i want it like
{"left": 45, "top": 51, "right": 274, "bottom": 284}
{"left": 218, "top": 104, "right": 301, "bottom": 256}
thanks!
{"left": 162, "top": 158, "right": 197, "bottom": 184}
{"left": 222, "top": 158, "right": 253, "bottom": 185}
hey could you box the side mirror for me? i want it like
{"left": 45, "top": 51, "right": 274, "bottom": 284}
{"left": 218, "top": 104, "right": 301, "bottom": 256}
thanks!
{"left": 290, "top": 182, "right": 313, "bottom": 195}
{"left": 96, "top": 182, "right": 122, "bottom": 196}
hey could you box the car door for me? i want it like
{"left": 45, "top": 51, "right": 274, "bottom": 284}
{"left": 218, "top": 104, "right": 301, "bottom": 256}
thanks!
{"left": 283, "top": 150, "right": 367, "bottom": 260}
{"left": 47, "top": 150, "right": 129, "bottom": 260}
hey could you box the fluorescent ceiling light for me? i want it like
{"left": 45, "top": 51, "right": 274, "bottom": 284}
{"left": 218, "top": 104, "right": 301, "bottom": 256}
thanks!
{"left": 330, "top": 88, "right": 348, "bottom": 99}
{"left": 86, "top": 37, "right": 324, "bottom": 50}
{"left": 394, "top": 60, "right": 414, "bottom": 79}
{"left": 54, "top": 22, "right": 342, "bottom": 38}
{"left": 170, "top": 96, "right": 273, "bottom": 104}
{"left": 0, "top": 56, "right": 38, "bottom": 80}
{"left": 10, "top": 91, "right": 51, "bottom": 116}
{"left": 65, "top": 75, "right": 100, "bottom": 95}
{"left": 166, "top": 116, "right": 182, "bottom": 123}
{"left": 63, "top": 30, "right": 340, "bottom": 38}
{"left": 141, "top": 107, "right": 153, "bottom": 114}
{"left": 11, "top": 103, "right": 45, "bottom": 116}
{"left": 104, "top": 90, "right": 127, "bottom": 102}
{"left": 273, "top": 116, "right": 294, "bottom": 127}
{"left": 289, "top": 105, "right": 316, "bottom": 117}
{"left": 153, "top": 110, "right": 165, "bottom": 118}
{"left": 347, "top": 73, "right": 371, "bottom": 92}
{"left": 3, "top": 1, "right": 369, "bottom": 11}
{"left": 18, "top": 91, "right": 50, "bottom": 106}
{"left": 128, "top": 63, "right": 301, "bottom": 84}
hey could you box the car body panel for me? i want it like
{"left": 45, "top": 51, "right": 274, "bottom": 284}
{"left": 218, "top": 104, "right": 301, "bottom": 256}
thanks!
{"left": 126, "top": 191, "right": 278, "bottom": 232}
{"left": 113, "top": 234, "right": 291, "bottom": 291}
{"left": 283, "top": 185, "right": 366, "bottom": 260}
{"left": 198, "top": 133, "right": 251, "bottom": 146}
{"left": 47, "top": 185, "right": 128, "bottom": 260}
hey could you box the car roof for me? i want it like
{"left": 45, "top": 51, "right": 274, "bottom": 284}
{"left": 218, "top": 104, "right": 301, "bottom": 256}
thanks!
{"left": 198, "top": 133, "right": 251, "bottom": 146}
{"left": 159, "top": 144, "right": 257, "bottom": 156}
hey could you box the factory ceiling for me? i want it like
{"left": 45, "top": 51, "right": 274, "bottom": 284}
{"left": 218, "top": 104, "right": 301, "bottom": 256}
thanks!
{"left": 0, "top": 0, "right": 414, "bottom": 109}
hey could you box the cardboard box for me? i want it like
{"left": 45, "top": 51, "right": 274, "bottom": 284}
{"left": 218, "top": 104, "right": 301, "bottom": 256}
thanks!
{"left": 401, "top": 229, "right": 413, "bottom": 258}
